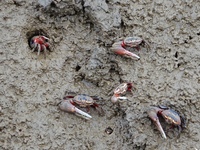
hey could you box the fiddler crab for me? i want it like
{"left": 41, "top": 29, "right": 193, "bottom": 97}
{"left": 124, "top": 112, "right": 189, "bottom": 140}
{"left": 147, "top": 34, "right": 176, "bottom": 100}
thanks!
{"left": 111, "top": 36, "right": 150, "bottom": 60}
{"left": 148, "top": 105, "right": 186, "bottom": 139}
{"left": 29, "top": 35, "right": 50, "bottom": 58}
{"left": 111, "top": 82, "right": 133, "bottom": 103}
{"left": 58, "top": 94, "right": 104, "bottom": 120}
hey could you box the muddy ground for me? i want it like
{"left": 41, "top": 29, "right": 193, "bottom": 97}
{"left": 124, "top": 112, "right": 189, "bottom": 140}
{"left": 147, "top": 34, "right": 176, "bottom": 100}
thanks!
{"left": 0, "top": 0, "right": 200, "bottom": 149}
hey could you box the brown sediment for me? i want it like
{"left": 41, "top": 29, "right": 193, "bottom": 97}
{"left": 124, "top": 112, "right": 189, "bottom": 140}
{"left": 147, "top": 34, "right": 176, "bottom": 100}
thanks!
{"left": 0, "top": 0, "right": 199, "bottom": 149}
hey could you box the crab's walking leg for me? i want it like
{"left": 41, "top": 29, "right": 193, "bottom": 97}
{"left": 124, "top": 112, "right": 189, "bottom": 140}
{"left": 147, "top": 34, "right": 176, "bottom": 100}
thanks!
{"left": 31, "top": 43, "right": 37, "bottom": 52}
{"left": 42, "top": 36, "right": 49, "bottom": 40}
{"left": 37, "top": 44, "right": 41, "bottom": 56}
{"left": 42, "top": 45, "right": 47, "bottom": 59}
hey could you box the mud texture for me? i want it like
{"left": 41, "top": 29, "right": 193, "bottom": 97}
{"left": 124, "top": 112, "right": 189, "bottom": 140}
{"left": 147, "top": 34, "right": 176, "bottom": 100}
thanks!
{"left": 0, "top": 0, "right": 200, "bottom": 150}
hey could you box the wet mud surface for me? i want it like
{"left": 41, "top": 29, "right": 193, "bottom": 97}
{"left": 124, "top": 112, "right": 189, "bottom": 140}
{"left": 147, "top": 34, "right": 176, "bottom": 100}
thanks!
{"left": 0, "top": 0, "right": 200, "bottom": 149}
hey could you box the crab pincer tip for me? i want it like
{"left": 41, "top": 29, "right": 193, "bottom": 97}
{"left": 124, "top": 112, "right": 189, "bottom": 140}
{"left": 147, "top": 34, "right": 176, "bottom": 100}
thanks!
{"left": 134, "top": 55, "right": 140, "bottom": 60}
{"left": 156, "top": 120, "right": 167, "bottom": 139}
{"left": 75, "top": 107, "right": 92, "bottom": 120}
{"left": 128, "top": 52, "right": 140, "bottom": 60}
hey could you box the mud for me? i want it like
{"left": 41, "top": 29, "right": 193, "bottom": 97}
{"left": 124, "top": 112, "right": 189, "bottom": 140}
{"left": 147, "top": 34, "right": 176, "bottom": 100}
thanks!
{"left": 0, "top": 0, "right": 200, "bottom": 149}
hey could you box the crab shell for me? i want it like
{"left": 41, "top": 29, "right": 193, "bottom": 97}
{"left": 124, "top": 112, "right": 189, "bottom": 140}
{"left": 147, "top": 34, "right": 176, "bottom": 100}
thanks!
{"left": 114, "top": 83, "right": 132, "bottom": 95}
{"left": 123, "top": 37, "right": 143, "bottom": 48}
{"left": 30, "top": 36, "right": 50, "bottom": 51}
{"left": 71, "top": 94, "right": 95, "bottom": 107}
{"left": 159, "top": 109, "right": 181, "bottom": 126}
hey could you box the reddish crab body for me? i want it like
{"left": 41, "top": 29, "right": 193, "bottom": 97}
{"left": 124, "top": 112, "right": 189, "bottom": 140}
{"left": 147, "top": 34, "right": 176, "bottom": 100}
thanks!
{"left": 148, "top": 105, "right": 186, "bottom": 139}
{"left": 30, "top": 35, "right": 50, "bottom": 58}
{"left": 111, "top": 37, "right": 150, "bottom": 60}
{"left": 59, "top": 94, "right": 104, "bottom": 119}
{"left": 111, "top": 83, "right": 133, "bottom": 103}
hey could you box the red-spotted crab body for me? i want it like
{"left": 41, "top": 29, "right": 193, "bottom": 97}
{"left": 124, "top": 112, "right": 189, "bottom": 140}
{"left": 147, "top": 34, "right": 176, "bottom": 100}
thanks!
{"left": 111, "top": 37, "right": 150, "bottom": 60}
{"left": 148, "top": 105, "right": 186, "bottom": 139}
{"left": 111, "top": 83, "right": 133, "bottom": 103}
{"left": 30, "top": 35, "right": 50, "bottom": 58}
{"left": 59, "top": 94, "right": 104, "bottom": 120}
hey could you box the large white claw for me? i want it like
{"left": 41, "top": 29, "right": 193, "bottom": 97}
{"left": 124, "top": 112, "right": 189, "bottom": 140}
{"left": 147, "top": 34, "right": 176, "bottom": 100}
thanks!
{"left": 59, "top": 100, "right": 92, "bottom": 120}
{"left": 111, "top": 95, "right": 128, "bottom": 103}
{"left": 111, "top": 41, "right": 140, "bottom": 60}
{"left": 74, "top": 107, "right": 92, "bottom": 120}
{"left": 155, "top": 119, "right": 167, "bottom": 139}
{"left": 148, "top": 107, "right": 167, "bottom": 139}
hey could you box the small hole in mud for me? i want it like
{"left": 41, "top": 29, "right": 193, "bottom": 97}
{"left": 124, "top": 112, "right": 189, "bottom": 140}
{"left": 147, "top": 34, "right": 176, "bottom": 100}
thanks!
{"left": 109, "top": 64, "right": 118, "bottom": 73}
{"left": 120, "top": 19, "right": 125, "bottom": 28}
{"left": 184, "top": 40, "right": 188, "bottom": 44}
{"left": 174, "top": 52, "right": 178, "bottom": 58}
{"left": 50, "top": 1, "right": 56, "bottom": 7}
{"left": 26, "top": 29, "right": 49, "bottom": 49}
{"left": 189, "top": 36, "right": 193, "bottom": 40}
{"left": 19, "top": 129, "right": 22, "bottom": 132}
{"left": 177, "top": 63, "right": 181, "bottom": 68}
{"left": 105, "top": 0, "right": 109, "bottom": 3}
{"left": 109, "top": 67, "right": 115, "bottom": 73}
{"left": 105, "top": 127, "right": 113, "bottom": 135}
{"left": 26, "top": 29, "right": 51, "bottom": 57}
{"left": 75, "top": 65, "right": 81, "bottom": 71}
{"left": 197, "top": 32, "right": 200, "bottom": 36}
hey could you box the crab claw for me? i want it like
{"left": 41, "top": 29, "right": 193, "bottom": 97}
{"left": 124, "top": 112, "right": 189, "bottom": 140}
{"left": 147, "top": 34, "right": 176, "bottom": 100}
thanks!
{"left": 111, "top": 83, "right": 133, "bottom": 103}
{"left": 148, "top": 107, "right": 167, "bottom": 139}
{"left": 111, "top": 94, "right": 128, "bottom": 103}
{"left": 111, "top": 41, "right": 140, "bottom": 60}
{"left": 40, "top": 36, "right": 49, "bottom": 40}
{"left": 59, "top": 100, "right": 92, "bottom": 120}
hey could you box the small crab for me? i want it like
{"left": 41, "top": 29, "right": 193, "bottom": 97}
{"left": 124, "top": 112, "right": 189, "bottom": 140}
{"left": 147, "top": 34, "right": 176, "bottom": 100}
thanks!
{"left": 111, "top": 82, "right": 133, "bottom": 103}
{"left": 111, "top": 37, "right": 150, "bottom": 60}
{"left": 58, "top": 94, "right": 104, "bottom": 120}
{"left": 29, "top": 35, "right": 50, "bottom": 58}
{"left": 148, "top": 105, "right": 186, "bottom": 139}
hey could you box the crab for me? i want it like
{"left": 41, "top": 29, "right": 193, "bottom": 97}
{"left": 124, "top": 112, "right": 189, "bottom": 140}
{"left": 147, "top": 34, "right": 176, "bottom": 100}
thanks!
{"left": 29, "top": 35, "right": 50, "bottom": 58}
{"left": 58, "top": 94, "right": 104, "bottom": 120}
{"left": 111, "top": 36, "right": 150, "bottom": 60}
{"left": 148, "top": 105, "right": 186, "bottom": 139}
{"left": 111, "top": 82, "right": 133, "bottom": 103}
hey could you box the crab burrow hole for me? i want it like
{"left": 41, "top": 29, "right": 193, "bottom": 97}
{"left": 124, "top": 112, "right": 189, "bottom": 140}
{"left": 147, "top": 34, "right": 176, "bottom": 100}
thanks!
{"left": 26, "top": 29, "right": 51, "bottom": 58}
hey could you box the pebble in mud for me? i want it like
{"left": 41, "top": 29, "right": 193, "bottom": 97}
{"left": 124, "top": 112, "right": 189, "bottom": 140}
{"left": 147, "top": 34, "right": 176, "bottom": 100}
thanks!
{"left": 105, "top": 127, "right": 113, "bottom": 135}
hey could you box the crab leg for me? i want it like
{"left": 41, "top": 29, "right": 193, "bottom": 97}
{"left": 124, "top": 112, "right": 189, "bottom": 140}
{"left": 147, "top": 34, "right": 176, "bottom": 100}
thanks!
{"left": 37, "top": 44, "right": 41, "bottom": 55}
{"left": 42, "top": 45, "right": 47, "bottom": 59}
{"left": 31, "top": 43, "right": 37, "bottom": 52}
{"left": 59, "top": 100, "right": 92, "bottom": 120}
{"left": 111, "top": 41, "right": 140, "bottom": 60}
{"left": 148, "top": 107, "right": 167, "bottom": 139}
{"left": 111, "top": 95, "right": 128, "bottom": 103}
{"left": 41, "top": 36, "right": 49, "bottom": 40}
